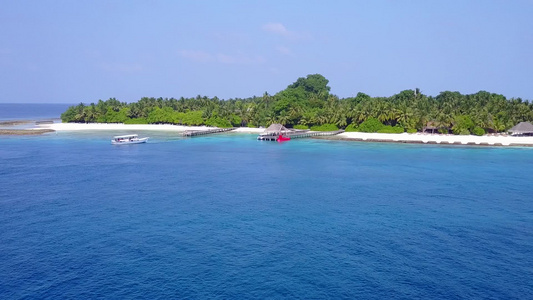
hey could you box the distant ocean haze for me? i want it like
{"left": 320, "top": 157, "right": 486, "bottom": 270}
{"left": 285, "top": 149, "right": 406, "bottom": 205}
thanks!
{"left": 0, "top": 103, "right": 72, "bottom": 121}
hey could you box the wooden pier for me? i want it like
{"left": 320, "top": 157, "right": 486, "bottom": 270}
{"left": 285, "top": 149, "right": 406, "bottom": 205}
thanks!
{"left": 183, "top": 127, "right": 236, "bottom": 137}
{"left": 257, "top": 130, "right": 345, "bottom": 141}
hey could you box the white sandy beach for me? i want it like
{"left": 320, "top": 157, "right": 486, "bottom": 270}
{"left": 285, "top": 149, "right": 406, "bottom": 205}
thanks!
{"left": 337, "top": 132, "right": 533, "bottom": 146}
{"left": 38, "top": 122, "right": 265, "bottom": 133}
{"left": 36, "top": 123, "right": 533, "bottom": 146}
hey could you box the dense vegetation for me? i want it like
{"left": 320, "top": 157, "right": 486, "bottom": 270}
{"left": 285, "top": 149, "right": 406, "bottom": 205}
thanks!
{"left": 61, "top": 74, "right": 533, "bottom": 134}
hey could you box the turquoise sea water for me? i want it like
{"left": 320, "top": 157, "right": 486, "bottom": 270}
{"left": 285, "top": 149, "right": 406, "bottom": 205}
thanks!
{"left": 1, "top": 107, "right": 533, "bottom": 299}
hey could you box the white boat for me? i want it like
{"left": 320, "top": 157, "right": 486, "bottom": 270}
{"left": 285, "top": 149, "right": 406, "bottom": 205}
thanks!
{"left": 111, "top": 134, "right": 149, "bottom": 145}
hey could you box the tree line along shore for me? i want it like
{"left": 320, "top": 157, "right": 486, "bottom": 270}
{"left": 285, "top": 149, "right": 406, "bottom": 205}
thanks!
{"left": 60, "top": 74, "right": 533, "bottom": 136}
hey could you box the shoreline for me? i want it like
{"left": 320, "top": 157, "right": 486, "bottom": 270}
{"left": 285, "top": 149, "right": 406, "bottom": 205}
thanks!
{"left": 31, "top": 122, "right": 533, "bottom": 147}
{"left": 37, "top": 122, "right": 265, "bottom": 133}
{"left": 0, "top": 129, "right": 55, "bottom": 135}
{"left": 333, "top": 132, "right": 533, "bottom": 147}
{"left": 0, "top": 120, "right": 34, "bottom": 126}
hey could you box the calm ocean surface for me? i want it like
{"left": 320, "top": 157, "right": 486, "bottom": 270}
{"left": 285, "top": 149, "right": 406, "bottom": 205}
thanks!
{"left": 1, "top": 106, "right": 533, "bottom": 299}
{"left": 0, "top": 103, "right": 72, "bottom": 121}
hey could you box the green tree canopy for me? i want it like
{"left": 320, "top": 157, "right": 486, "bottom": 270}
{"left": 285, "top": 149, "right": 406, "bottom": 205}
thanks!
{"left": 60, "top": 74, "right": 533, "bottom": 135}
{"left": 287, "top": 74, "right": 331, "bottom": 95}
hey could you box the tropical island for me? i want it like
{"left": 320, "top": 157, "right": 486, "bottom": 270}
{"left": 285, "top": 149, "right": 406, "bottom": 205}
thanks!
{"left": 60, "top": 74, "right": 533, "bottom": 137}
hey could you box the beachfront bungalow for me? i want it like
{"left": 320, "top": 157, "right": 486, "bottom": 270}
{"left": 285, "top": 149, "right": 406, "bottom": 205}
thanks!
{"left": 423, "top": 121, "right": 449, "bottom": 134}
{"left": 263, "top": 123, "right": 293, "bottom": 135}
{"left": 508, "top": 122, "right": 533, "bottom": 136}
{"left": 258, "top": 123, "right": 303, "bottom": 141}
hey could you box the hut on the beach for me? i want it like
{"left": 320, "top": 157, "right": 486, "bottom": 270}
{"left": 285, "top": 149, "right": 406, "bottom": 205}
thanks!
{"left": 423, "top": 121, "right": 449, "bottom": 134}
{"left": 508, "top": 122, "right": 533, "bottom": 136}
{"left": 264, "top": 123, "right": 292, "bottom": 135}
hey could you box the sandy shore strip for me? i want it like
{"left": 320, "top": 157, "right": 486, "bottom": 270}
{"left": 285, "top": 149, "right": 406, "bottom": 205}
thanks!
{"left": 36, "top": 123, "right": 533, "bottom": 146}
{"left": 0, "top": 120, "right": 34, "bottom": 126}
{"left": 38, "top": 122, "right": 265, "bottom": 133}
{"left": 335, "top": 132, "right": 533, "bottom": 146}
{"left": 0, "top": 129, "right": 55, "bottom": 135}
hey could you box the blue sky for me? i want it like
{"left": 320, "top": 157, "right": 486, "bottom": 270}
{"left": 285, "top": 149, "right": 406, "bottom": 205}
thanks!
{"left": 1, "top": 0, "right": 532, "bottom": 103}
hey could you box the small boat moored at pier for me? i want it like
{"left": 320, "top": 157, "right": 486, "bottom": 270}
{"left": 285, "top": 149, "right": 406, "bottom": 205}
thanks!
{"left": 257, "top": 123, "right": 343, "bottom": 141}
{"left": 277, "top": 135, "right": 291, "bottom": 142}
{"left": 111, "top": 134, "right": 149, "bottom": 145}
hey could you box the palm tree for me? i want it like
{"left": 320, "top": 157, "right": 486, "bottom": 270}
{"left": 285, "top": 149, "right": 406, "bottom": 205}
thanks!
{"left": 262, "top": 92, "right": 271, "bottom": 109}
{"left": 353, "top": 102, "right": 372, "bottom": 124}
{"left": 334, "top": 112, "right": 348, "bottom": 128}
{"left": 395, "top": 104, "right": 414, "bottom": 129}
{"left": 278, "top": 111, "right": 290, "bottom": 126}
{"left": 374, "top": 101, "right": 392, "bottom": 124}
{"left": 288, "top": 105, "right": 303, "bottom": 124}
{"left": 266, "top": 112, "right": 277, "bottom": 126}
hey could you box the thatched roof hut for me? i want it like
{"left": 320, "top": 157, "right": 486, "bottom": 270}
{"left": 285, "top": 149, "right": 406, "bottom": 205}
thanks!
{"left": 423, "top": 121, "right": 449, "bottom": 134}
{"left": 509, "top": 122, "right": 533, "bottom": 136}
{"left": 264, "top": 124, "right": 292, "bottom": 135}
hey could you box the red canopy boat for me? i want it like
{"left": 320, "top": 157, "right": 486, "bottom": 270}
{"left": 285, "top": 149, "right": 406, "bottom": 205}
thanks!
{"left": 276, "top": 135, "right": 291, "bottom": 142}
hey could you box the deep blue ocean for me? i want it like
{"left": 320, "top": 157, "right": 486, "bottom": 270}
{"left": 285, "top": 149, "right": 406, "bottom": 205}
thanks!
{"left": 0, "top": 103, "right": 72, "bottom": 121}
{"left": 1, "top": 105, "right": 533, "bottom": 299}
